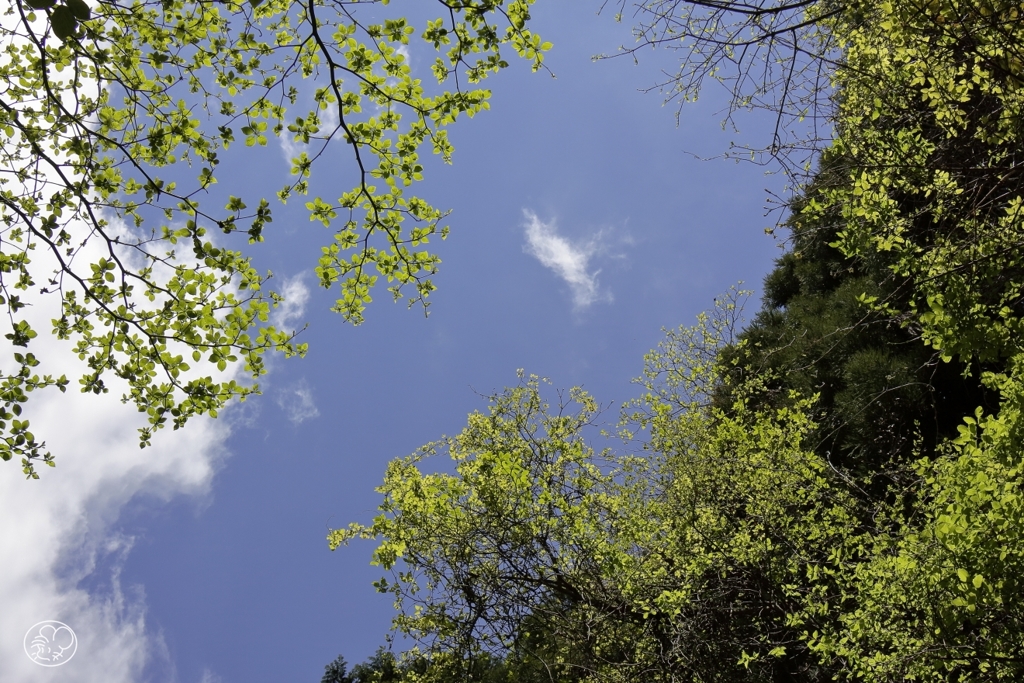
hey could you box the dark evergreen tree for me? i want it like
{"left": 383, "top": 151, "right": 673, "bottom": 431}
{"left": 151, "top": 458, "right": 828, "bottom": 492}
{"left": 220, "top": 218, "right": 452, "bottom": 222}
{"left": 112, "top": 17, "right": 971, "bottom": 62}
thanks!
{"left": 321, "top": 655, "right": 352, "bottom": 683}
{"left": 721, "top": 154, "right": 998, "bottom": 493}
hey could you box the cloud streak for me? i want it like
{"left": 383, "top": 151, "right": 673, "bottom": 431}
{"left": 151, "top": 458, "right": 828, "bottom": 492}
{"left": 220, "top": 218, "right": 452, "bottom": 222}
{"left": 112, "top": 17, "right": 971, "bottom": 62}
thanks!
{"left": 0, "top": 320, "right": 234, "bottom": 682}
{"left": 522, "top": 210, "right": 610, "bottom": 309}
{"left": 0, "top": 216, "right": 238, "bottom": 682}
{"left": 276, "top": 379, "right": 320, "bottom": 425}
{"left": 0, "top": 17, "right": 252, "bottom": 679}
{"left": 0, "top": 138, "right": 238, "bottom": 682}
{"left": 272, "top": 274, "right": 311, "bottom": 331}
{"left": 279, "top": 133, "right": 307, "bottom": 167}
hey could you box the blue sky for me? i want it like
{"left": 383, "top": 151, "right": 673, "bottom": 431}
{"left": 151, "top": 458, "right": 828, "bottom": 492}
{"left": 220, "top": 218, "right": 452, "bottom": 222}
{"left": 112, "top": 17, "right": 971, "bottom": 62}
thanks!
{"left": 0, "top": 3, "right": 790, "bottom": 682}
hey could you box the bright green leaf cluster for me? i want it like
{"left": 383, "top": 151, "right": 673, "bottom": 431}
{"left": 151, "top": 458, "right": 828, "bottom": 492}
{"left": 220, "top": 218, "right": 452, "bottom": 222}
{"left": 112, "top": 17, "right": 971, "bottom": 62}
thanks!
{"left": 333, "top": 304, "right": 859, "bottom": 681}
{"left": 815, "top": 0, "right": 1024, "bottom": 367}
{"left": 1, "top": 0, "right": 549, "bottom": 475}
{"left": 334, "top": 2, "right": 1024, "bottom": 679}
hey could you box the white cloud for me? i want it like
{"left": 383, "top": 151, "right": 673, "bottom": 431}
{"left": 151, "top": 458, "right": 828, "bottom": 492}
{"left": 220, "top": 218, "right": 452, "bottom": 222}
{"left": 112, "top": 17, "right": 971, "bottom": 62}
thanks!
{"left": 276, "top": 379, "right": 320, "bottom": 425}
{"left": 0, "top": 319, "right": 234, "bottom": 682}
{"left": 279, "top": 133, "right": 308, "bottom": 167}
{"left": 321, "top": 100, "right": 340, "bottom": 134}
{"left": 279, "top": 87, "right": 342, "bottom": 166}
{"left": 0, "top": 15, "right": 258, "bottom": 682}
{"left": 272, "top": 273, "right": 311, "bottom": 331}
{"left": 0, "top": 210, "right": 239, "bottom": 683}
{"left": 395, "top": 44, "right": 411, "bottom": 69}
{"left": 0, "top": 169, "right": 238, "bottom": 682}
{"left": 0, "top": 107, "right": 236, "bottom": 683}
{"left": 522, "top": 210, "right": 611, "bottom": 309}
{"left": 199, "top": 667, "right": 223, "bottom": 683}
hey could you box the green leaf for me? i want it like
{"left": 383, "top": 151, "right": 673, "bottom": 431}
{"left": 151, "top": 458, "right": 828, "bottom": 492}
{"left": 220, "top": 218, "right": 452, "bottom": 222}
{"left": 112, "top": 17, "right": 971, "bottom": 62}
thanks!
{"left": 64, "top": 0, "right": 90, "bottom": 21}
{"left": 50, "top": 5, "right": 77, "bottom": 40}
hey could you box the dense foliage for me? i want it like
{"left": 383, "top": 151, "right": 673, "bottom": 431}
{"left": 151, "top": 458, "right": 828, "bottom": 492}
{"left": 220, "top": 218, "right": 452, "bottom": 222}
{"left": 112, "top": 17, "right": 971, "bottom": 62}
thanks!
{"left": 333, "top": 0, "right": 1024, "bottom": 681}
{"left": 1, "top": 0, "right": 548, "bottom": 476}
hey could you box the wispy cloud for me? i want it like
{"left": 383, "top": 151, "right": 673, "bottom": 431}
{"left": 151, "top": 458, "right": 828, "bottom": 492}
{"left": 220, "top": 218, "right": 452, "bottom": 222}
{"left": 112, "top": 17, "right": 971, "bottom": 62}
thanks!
{"left": 0, "top": 296, "right": 233, "bottom": 682}
{"left": 276, "top": 379, "right": 320, "bottom": 425}
{"left": 272, "top": 274, "right": 311, "bottom": 331}
{"left": 278, "top": 133, "right": 307, "bottom": 168}
{"left": 279, "top": 85, "right": 344, "bottom": 167}
{"left": 200, "top": 667, "right": 224, "bottom": 683}
{"left": 321, "top": 100, "right": 339, "bottom": 133}
{"left": 522, "top": 210, "right": 611, "bottom": 309}
{"left": 395, "top": 44, "right": 411, "bottom": 69}
{"left": 0, "top": 22, "right": 242, "bottom": 678}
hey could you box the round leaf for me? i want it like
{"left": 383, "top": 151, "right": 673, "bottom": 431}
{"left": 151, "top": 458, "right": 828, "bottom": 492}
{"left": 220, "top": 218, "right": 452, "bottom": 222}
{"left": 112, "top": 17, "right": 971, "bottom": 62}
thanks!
{"left": 64, "top": 0, "right": 90, "bottom": 21}
{"left": 50, "top": 5, "right": 77, "bottom": 40}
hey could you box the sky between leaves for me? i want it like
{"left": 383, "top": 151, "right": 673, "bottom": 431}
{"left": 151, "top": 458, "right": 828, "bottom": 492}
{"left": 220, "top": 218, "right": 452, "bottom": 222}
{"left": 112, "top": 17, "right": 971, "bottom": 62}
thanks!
{"left": 0, "top": 3, "right": 789, "bottom": 682}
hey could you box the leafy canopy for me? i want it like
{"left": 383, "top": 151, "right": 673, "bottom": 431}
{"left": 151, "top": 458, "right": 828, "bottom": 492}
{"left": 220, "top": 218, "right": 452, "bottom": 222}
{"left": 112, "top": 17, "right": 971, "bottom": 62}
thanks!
{"left": 1, "top": 0, "right": 550, "bottom": 476}
{"left": 334, "top": 2, "right": 1024, "bottom": 680}
{"left": 332, "top": 305, "right": 860, "bottom": 681}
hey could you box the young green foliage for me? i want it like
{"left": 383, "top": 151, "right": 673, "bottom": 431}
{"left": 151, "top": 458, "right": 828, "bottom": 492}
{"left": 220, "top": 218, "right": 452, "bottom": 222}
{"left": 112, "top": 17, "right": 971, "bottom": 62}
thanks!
{"left": 1, "top": 0, "right": 549, "bottom": 475}
{"left": 331, "top": 373, "right": 613, "bottom": 669}
{"left": 809, "top": 356, "right": 1024, "bottom": 680}
{"left": 334, "top": 3, "right": 1024, "bottom": 679}
{"left": 814, "top": 0, "right": 1024, "bottom": 367}
{"left": 333, "top": 303, "right": 858, "bottom": 682}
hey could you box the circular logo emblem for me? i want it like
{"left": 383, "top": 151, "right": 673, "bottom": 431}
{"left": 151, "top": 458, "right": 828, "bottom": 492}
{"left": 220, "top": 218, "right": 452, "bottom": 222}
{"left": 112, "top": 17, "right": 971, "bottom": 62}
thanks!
{"left": 24, "top": 621, "right": 77, "bottom": 667}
